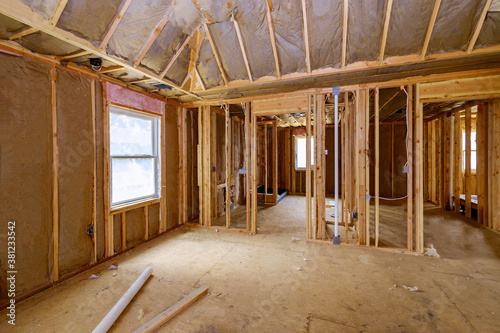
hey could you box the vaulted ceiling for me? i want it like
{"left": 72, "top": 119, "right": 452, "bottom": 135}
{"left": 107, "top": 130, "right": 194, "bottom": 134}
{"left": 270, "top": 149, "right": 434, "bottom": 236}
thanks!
{"left": 1, "top": 0, "right": 500, "bottom": 103}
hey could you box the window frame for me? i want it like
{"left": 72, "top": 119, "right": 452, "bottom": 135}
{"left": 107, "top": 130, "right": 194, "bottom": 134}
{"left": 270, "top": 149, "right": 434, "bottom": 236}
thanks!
{"left": 294, "top": 135, "right": 314, "bottom": 171}
{"left": 109, "top": 106, "right": 161, "bottom": 208}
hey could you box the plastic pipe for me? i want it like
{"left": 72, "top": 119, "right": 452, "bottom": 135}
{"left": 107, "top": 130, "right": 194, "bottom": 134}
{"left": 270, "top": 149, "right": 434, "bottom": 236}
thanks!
{"left": 334, "top": 94, "right": 339, "bottom": 237}
{"left": 93, "top": 267, "right": 153, "bottom": 333}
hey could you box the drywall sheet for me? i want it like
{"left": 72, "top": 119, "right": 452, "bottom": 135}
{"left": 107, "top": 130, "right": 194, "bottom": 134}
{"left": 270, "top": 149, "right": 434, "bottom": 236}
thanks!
{"left": 105, "top": 82, "right": 163, "bottom": 115}
{"left": 0, "top": 13, "right": 28, "bottom": 39}
{"left": 165, "top": 104, "right": 180, "bottom": 229}
{"left": 384, "top": 0, "right": 434, "bottom": 58}
{"left": 427, "top": 0, "right": 488, "bottom": 54}
{"left": 197, "top": 37, "right": 224, "bottom": 89}
{"left": 233, "top": 0, "right": 276, "bottom": 78}
{"left": 20, "top": 0, "right": 59, "bottom": 20}
{"left": 148, "top": 203, "right": 160, "bottom": 237}
{"left": 165, "top": 46, "right": 191, "bottom": 86}
{"left": 95, "top": 81, "right": 106, "bottom": 261}
{"left": 306, "top": 0, "right": 343, "bottom": 70}
{"left": 0, "top": 54, "right": 53, "bottom": 299}
{"left": 16, "top": 32, "right": 81, "bottom": 56}
{"left": 208, "top": 21, "right": 248, "bottom": 81}
{"left": 141, "top": 0, "right": 203, "bottom": 74}
{"left": 108, "top": 0, "right": 174, "bottom": 63}
{"left": 476, "top": 11, "right": 500, "bottom": 49}
{"left": 57, "top": 0, "right": 124, "bottom": 48}
{"left": 56, "top": 69, "right": 94, "bottom": 277}
{"left": 271, "top": 0, "right": 306, "bottom": 74}
{"left": 347, "top": 0, "right": 387, "bottom": 64}
{"left": 126, "top": 208, "right": 145, "bottom": 248}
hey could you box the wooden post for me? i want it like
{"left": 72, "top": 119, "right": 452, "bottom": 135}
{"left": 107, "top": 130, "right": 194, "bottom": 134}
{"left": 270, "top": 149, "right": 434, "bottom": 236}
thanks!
{"left": 493, "top": 100, "right": 500, "bottom": 231}
{"left": 91, "top": 79, "right": 97, "bottom": 264}
{"left": 356, "top": 89, "right": 367, "bottom": 245}
{"left": 365, "top": 89, "right": 370, "bottom": 246}
{"left": 160, "top": 110, "right": 167, "bottom": 232}
{"left": 291, "top": 134, "right": 296, "bottom": 194}
{"left": 51, "top": 67, "right": 59, "bottom": 281}
{"left": 225, "top": 104, "right": 231, "bottom": 228}
{"left": 344, "top": 93, "right": 350, "bottom": 243}
{"left": 144, "top": 206, "right": 149, "bottom": 241}
{"left": 251, "top": 112, "right": 257, "bottom": 233}
{"left": 415, "top": 84, "right": 424, "bottom": 254}
{"left": 313, "top": 95, "right": 318, "bottom": 239}
{"left": 454, "top": 112, "right": 462, "bottom": 213}
{"left": 477, "top": 104, "right": 485, "bottom": 225}
{"left": 182, "top": 108, "right": 188, "bottom": 224}
{"left": 391, "top": 123, "right": 395, "bottom": 198}
{"left": 407, "top": 85, "right": 413, "bottom": 252}
{"left": 264, "top": 124, "right": 268, "bottom": 203}
{"left": 211, "top": 110, "right": 216, "bottom": 221}
{"left": 465, "top": 108, "right": 472, "bottom": 218}
{"left": 306, "top": 96, "right": 312, "bottom": 239}
{"left": 444, "top": 115, "right": 451, "bottom": 210}
{"left": 205, "top": 106, "right": 212, "bottom": 227}
{"left": 273, "top": 121, "right": 278, "bottom": 204}
{"left": 245, "top": 102, "right": 251, "bottom": 231}
{"left": 284, "top": 128, "right": 291, "bottom": 193}
{"left": 121, "top": 212, "right": 126, "bottom": 251}
{"left": 103, "top": 84, "right": 113, "bottom": 257}
{"left": 197, "top": 106, "right": 203, "bottom": 226}
{"left": 375, "top": 88, "right": 380, "bottom": 247}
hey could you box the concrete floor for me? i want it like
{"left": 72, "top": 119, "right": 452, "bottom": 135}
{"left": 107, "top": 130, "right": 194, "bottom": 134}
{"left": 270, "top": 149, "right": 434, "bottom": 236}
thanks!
{"left": 1, "top": 196, "right": 500, "bottom": 332}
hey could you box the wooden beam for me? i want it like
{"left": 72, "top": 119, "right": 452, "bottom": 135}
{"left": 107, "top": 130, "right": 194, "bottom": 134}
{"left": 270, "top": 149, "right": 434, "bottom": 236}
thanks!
{"left": 245, "top": 102, "right": 251, "bottom": 231}
{"left": 421, "top": 0, "right": 441, "bottom": 58}
{"left": 48, "top": 0, "right": 69, "bottom": 29}
{"left": 379, "top": 0, "right": 393, "bottom": 65}
{"left": 99, "top": 66, "right": 124, "bottom": 74}
{"left": 8, "top": 26, "right": 38, "bottom": 40}
{"left": 51, "top": 67, "right": 59, "bottom": 281}
{"left": 415, "top": 83, "right": 424, "bottom": 253}
{"left": 341, "top": 0, "right": 348, "bottom": 68}
{"left": 420, "top": 75, "right": 500, "bottom": 103}
{"left": 160, "top": 111, "right": 167, "bottom": 232}
{"left": 56, "top": 50, "right": 91, "bottom": 61}
{"left": 265, "top": 0, "right": 281, "bottom": 78}
{"left": 233, "top": 17, "right": 253, "bottom": 82}
{"left": 477, "top": 104, "right": 485, "bottom": 225}
{"left": 133, "top": 5, "right": 175, "bottom": 67}
{"left": 467, "top": 0, "right": 493, "bottom": 54}
{"left": 103, "top": 83, "right": 113, "bottom": 256}
{"left": 306, "top": 96, "right": 312, "bottom": 239}
{"left": 204, "top": 23, "right": 228, "bottom": 86}
{"left": 407, "top": 85, "right": 413, "bottom": 252}
{"left": 225, "top": 104, "right": 231, "bottom": 228}
{"left": 375, "top": 88, "right": 380, "bottom": 247}
{"left": 454, "top": 113, "right": 462, "bottom": 213}
{"left": 91, "top": 79, "right": 97, "bottom": 264}
{"left": 99, "top": 0, "right": 133, "bottom": 51}
{"left": 465, "top": 107, "right": 472, "bottom": 218}
{"left": 160, "top": 35, "right": 192, "bottom": 78}
{"left": 301, "top": 0, "right": 311, "bottom": 74}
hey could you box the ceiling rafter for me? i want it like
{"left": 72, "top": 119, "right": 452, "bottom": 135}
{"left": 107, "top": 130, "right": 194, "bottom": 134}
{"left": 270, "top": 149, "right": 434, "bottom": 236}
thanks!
{"left": 204, "top": 23, "right": 229, "bottom": 86}
{"left": 9, "top": 26, "right": 38, "bottom": 40}
{"left": 265, "top": 0, "right": 281, "bottom": 79}
{"left": 301, "top": 0, "right": 311, "bottom": 74}
{"left": 160, "top": 34, "right": 192, "bottom": 78}
{"left": 194, "top": 67, "right": 206, "bottom": 91}
{"left": 188, "top": 30, "right": 204, "bottom": 91}
{"left": 341, "top": 0, "right": 348, "bottom": 68}
{"left": 98, "top": 66, "right": 124, "bottom": 74}
{"left": 467, "top": 0, "right": 493, "bottom": 53}
{"left": 48, "top": 0, "right": 69, "bottom": 29}
{"left": 98, "top": 0, "right": 133, "bottom": 52}
{"left": 0, "top": 0, "right": 202, "bottom": 99}
{"left": 232, "top": 15, "right": 253, "bottom": 82}
{"left": 421, "top": 0, "right": 442, "bottom": 59}
{"left": 379, "top": 0, "right": 393, "bottom": 65}
{"left": 133, "top": 4, "right": 175, "bottom": 68}
{"left": 56, "top": 50, "right": 92, "bottom": 60}
{"left": 191, "top": 0, "right": 213, "bottom": 24}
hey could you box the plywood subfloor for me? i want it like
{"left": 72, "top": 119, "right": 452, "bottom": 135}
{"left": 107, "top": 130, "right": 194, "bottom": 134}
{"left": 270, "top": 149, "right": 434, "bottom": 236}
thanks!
{"left": 1, "top": 196, "right": 499, "bottom": 332}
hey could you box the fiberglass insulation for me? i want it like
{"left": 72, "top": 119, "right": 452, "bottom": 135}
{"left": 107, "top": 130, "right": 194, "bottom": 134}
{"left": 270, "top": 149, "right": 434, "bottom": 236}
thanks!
{"left": 57, "top": 0, "right": 124, "bottom": 48}
{"left": 427, "top": 0, "right": 488, "bottom": 54}
{"left": 140, "top": 0, "right": 204, "bottom": 75}
{"left": 197, "top": 37, "right": 224, "bottom": 89}
{"left": 20, "top": 0, "right": 59, "bottom": 20}
{"left": 16, "top": 32, "right": 81, "bottom": 56}
{"left": 476, "top": 10, "right": 500, "bottom": 49}
{"left": 0, "top": 13, "right": 28, "bottom": 39}
{"left": 165, "top": 46, "right": 191, "bottom": 86}
{"left": 306, "top": 0, "right": 343, "bottom": 70}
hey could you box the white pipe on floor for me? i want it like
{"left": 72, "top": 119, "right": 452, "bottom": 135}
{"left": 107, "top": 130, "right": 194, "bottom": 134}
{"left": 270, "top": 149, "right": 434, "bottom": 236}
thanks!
{"left": 93, "top": 267, "right": 153, "bottom": 333}
{"left": 450, "top": 115, "right": 454, "bottom": 208}
{"left": 335, "top": 93, "right": 339, "bottom": 237}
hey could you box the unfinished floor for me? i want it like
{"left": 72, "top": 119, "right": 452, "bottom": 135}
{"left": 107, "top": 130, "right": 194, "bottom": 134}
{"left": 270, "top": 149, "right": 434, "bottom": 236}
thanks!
{"left": 1, "top": 196, "right": 499, "bottom": 332}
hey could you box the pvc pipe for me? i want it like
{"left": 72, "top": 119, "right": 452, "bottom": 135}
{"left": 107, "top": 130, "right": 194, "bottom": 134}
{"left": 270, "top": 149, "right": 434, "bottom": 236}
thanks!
{"left": 93, "top": 267, "right": 153, "bottom": 333}
{"left": 450, "top": 115, "right": 454, "bottom": 208}
{"left": 334, "top": 94, "right": 339, "bottom": 237}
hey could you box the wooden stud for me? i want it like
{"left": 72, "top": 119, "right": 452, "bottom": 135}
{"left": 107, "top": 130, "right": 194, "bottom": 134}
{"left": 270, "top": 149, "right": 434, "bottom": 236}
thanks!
{"left": 341, "top": 0, "right": 348, "bottom": 68}
{"left": 103, "top": 84, "right": 113, "bottom": 257}
{"left": 306, "top": 96, "right": 312, "bottom": 239}
{"left": 134, "top": 5, "right": 175, "bottom": 68}
{"left": 356, "top": 89, "right": 367, "bottom": 245}
{"left": 344, "top": 93, "right": 350, "bottom": 243}
{"left": 160, "top": 35, "right": 192, "bottom": 78}
{"left": 8, "top": 27, "right": 38, "bottom": 40}
{"left": 233, "top": 17, "right": 253, "bottom": 82}
{"left": 391, "top": 123, "right": 395, "bottom": 197}
{"left": 160, "top": 111, "right": 167, "bottom": 232}
{"left": 379, "top": 0, "right": 393, "bottom": 65}
{"left": 273, "top": 121, "right": 278, "bottom": 204}
{"left": 477, "top": 104, "right": 485, "bottom": 225}
{"left": 204, "top": 24, "right": 229, "bottom": 86}
{"left": 225, "top": 104, "right": 231, "bottom": 228}
{"left": 365, "top": 89, "right": 370, "bottom": 246}
{"left": 265, "top": 0, "right": 281, "bottom": 78}
{"left": 197, "top": 106, "right": 203, "bottom": 225}
{"left": 245, "top": 102, "right": 251, "bottom": 231}
{"left": 487, "top": 102, "right": 493, "bottom": 228}
{"left": 313, "top": 95, "right": 318, "bottom": 239}
{"left": 211, "top": 110, "right": 216, "bottom": 222}
{"left": 51, "top": 67, "right": 59, "bottom": 281}
{"left": 91, "top": 79, "right": 97, "bottom": 264}
{"left": 264, "top": 124, "right": 268, "bottom": 203}
{"left": 467, "top": 0, "right": 493, "bottom": 54}
{"left": 251, "top": 112, "right": 258, "bottom": 234}
{"left": 440, "top": 116, "right": 446, "bottom": 211}
{"left": 48, "top": 0, "right": 69, "bottom": 29}
{"left": 121, "top": 212, "right": 126, "bottom": 251}
{"left": 183, "top": 108, "right": 188, "bottom": 224}
{"left": 291, "top": 135, "right": 296, "bottom": 195}
{"left": 375, "top": 88, "right": 380, "bottom": 247}
{"left": 493, "top": 100, "right": 500, "bottom": 231}
{"left": 205, "top": 106, "right": 212, "bottom": 226}
{"left": 407, "top": 85, "right": 414, "bottom": 252}
{"left": 99, "top": 0, "right": 133, "bottom": 51}
{"left": 465, "top": 108, "right": 472, "bottom": 218}
{"left": 421, "top": 0, "right": 442, "bottom": 59}
{"left": 454, "top": 112, "right": 462, "bottom": 213}
{"left": 415, "top": 83, "right": 424, "bottom": 253}
{"left": 301, "top": 0, "right": 311, "bottom": 74}
{"left": 144, "top": 206, "right": 149, "bottom": 241}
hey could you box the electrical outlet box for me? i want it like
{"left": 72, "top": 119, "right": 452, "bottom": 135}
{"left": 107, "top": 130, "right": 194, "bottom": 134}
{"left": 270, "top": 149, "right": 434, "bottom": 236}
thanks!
{"left": 352, "top": 212, "right": 358, "bottom": 219}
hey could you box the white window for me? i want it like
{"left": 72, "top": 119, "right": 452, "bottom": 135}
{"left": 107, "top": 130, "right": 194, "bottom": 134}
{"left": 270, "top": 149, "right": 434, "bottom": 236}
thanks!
{"left": 110, "top": 107, "right": 160, "bottom": 206}
{"left": 295, "top": 136, "right": 314, "bottom": 170}
{"left": 462, "top": 131, "right": 477, "bottom": 172}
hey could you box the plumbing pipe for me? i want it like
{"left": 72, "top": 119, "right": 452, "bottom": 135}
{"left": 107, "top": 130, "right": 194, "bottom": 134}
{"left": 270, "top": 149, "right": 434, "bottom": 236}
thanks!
{"left": 93, "top": 267, "right": 153, "bottom": 333}
{"left": 334, "top": 93, "right": 339, "bottom": 238}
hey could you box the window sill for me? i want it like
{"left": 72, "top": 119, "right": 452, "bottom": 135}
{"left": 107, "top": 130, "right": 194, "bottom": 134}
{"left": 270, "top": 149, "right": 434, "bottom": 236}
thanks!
{"left": 111, "top": 197, "right": 160, "bottom": 215}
